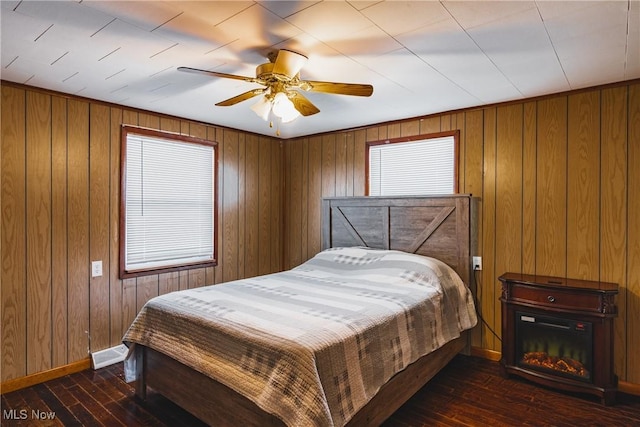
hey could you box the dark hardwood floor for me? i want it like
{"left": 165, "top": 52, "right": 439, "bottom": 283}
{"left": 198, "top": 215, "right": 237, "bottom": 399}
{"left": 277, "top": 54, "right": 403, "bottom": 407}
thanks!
{"left": 2, "top": 355, "right": 639, "bottom": 426}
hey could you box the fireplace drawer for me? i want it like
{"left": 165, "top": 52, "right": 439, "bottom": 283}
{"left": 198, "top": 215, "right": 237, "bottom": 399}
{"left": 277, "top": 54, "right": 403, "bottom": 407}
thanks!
{"left": 510, "top": 284, "right": 603, "bottom": 313}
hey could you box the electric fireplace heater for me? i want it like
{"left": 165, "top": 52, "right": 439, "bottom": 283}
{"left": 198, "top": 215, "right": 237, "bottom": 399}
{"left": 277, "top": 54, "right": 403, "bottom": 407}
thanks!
{"left": 499, "top": 273, "right": 618, "bottom": 405}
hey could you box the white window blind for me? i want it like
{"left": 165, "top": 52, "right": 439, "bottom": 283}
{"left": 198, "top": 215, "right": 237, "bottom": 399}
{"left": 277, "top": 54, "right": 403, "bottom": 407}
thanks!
{"left": 124, "top": 132, "right": 214, "bottom": 273}
{"left": 369, "top": 135, "right": 455, "bottom": 196}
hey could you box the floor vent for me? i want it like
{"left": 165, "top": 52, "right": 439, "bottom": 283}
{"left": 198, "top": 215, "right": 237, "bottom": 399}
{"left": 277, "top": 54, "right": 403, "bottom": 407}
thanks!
{"left": 91, "top": 344, "right": 129, "bottom": 370}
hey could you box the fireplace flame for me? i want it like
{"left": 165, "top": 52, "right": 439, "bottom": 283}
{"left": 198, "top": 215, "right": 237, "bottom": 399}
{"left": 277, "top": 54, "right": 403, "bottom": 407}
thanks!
{"left": 522, "top": 352, "right": 588, "bottom": 378}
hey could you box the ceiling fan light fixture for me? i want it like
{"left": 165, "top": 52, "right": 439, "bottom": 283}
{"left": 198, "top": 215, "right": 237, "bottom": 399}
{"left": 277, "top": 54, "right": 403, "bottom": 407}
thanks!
{"left": 270, "top": 92, "right": 300, "bottom": 123}
{"left": 250, "top": 95, "right": 272, "bottom": 121}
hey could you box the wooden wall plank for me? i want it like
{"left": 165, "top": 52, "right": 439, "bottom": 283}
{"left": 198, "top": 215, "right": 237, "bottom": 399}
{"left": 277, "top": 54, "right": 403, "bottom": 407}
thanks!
{"left": 600, "top": 86, "right": 628, "bottom": 380}
{"left": 300, "top": 139, "right": 310, "bottom": 261}
{"left": 136, "top": 275, "right": 158, "bottom": 311}
{"left": 522, "top": 102, "right": 537, "bottom": 275}
{"left": 108, "top": 107, "right": 123, "bottom": 346}
{"left": 627, "top": 83, "right": 640, "bottom": 384}
{"left": 258, "top": 137, "right": 271, "bottom": 276}
{"left": 335, "top": 134, "right": 347, "bottom": 197}
{"left": 400, "top": 120, "right": 420, "bottom": 137}
{"left": 51, "top": 96, "right": 69, "bottom": 363}
{"left": 321, "top": 135, "right": 336, "bottom": 198}
{"left": 307, "top": 136, "right": 322, "bottom": 258}
{"left": 420, "top": 116, "right": 441, "bottom": 134}
{"left": 567, "top": 92, "right": 600, "bottom": 280}
{"left": 494, "top": 104, "right": 524, "bottom": 343}
{"left": 237, "top": 133, "right": 246, "bottom": 279}
{"left": 481, "top": 107, "right": 498, "bottom": 350}
{"left": 1, "top": 85, "right": 27, "bottom": 381}
{"left": 287, "top": 140, "right": 302, "bottom": 268}
{"left": 67, "top": 99, "right": 90, "bottom": 362}
{"left": 89, "top": 103, "right": 111, "bottom": 353}
{"left": 387, "top": 123, "right": 401, "bottom": 139}
{"left": 345, "top": 133, "right": 355, "bottom": 197}
{"left": 188, "top": 269, "right": 205, "bottom": 289}
{"left": 535, "top": 97, "right": 567, "bottom": 277}
{"left": 353, "top": 130, "right": 366, "bottom": 196}
{"left": 223, "top": 130, "right": 239, "bottom": 282}
{"left": 25, "top": 91, "right": 52, "bottom": 374}
{"left": 245, "top": 134, "right": 259, "bottom": 278}
{"left": 462, "top": 110, "right": 483, "bottom": 348}
{"left": 271, "top": 140, "right": 283, "bottom": 272}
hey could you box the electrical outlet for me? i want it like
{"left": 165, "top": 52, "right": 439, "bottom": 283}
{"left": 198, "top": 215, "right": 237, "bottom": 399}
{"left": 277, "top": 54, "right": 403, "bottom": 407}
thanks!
{"left": 91, "top": 260, "right": 103, "bottom": 278}
{"left": 473, "top": 256, "right": 482, "bottom": 271}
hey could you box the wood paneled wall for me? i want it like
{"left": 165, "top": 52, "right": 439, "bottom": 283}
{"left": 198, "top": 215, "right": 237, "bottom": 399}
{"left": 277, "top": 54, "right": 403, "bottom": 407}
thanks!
{"left": 1, "top": 83, "right": 283, "bottom": 382}
{"left": 282, "top": 81, "right": 640, "bottom": 385}
{"left": 3, "top": 79, "right": 639, "bottom": 388}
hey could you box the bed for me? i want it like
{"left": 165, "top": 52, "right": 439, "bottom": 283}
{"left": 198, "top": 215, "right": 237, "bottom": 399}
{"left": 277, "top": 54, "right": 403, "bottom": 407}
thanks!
{"left": 124, "top": 195, "right": 477, "bottom": 426}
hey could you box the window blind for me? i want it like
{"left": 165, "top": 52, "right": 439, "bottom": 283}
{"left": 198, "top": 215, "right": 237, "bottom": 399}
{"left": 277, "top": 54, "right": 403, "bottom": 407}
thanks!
{"left": 369, "top": 136, "right": 455, "bottom": 196}
{"left": 125, "top": 133, "right": 214, "bottom": 272}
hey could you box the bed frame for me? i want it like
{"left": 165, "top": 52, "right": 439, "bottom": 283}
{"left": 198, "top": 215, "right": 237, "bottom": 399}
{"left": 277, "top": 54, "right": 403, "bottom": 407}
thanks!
{"left": 134, "top": 195, "right": 476, "bottom": 426}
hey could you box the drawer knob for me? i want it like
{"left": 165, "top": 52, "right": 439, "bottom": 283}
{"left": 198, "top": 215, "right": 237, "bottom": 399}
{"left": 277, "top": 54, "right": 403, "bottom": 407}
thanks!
{"left": 547, "top": 295, "right": 555, "bottom": 303}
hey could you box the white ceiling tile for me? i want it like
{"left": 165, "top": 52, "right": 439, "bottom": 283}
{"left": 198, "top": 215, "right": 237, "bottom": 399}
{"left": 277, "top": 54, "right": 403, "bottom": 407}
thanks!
{"left": 542, "top": 1, "right": 628, "bottom": 42}
{"left": 81, "top": 0, "right": 183, "bottom": 32}
{"left": 443, "top": 0, "right": 536, "bottom": 30}
{"left": 287, "top": 1, "right": 371, "bottom": 42}
{"left": 90, "top": 19, "right": 178, "bottom": 63}
{"left": 325, "top": 25, "right": 403, "bottom": 57}
{"left": 361, "top": 1, "right": 450, "bottom": 36}
{"left": 535, "top": 0, "right": 603, "bottom": 22}
{"left": 213, "top": 3, "right": 304, "bottom": 58}
{"left": 466, "top": 6, "right": 569, "bottom": 96}
{"left": 0, "top": 9, "right": 57, "bottom": 44}
{"left": 346, "top": 1, "right": 381, "bottom": 12}
{"left": 399, "top": 17, "right": 521, "bottom": 103}
{"left": 258, "top": 1, "right": 322, "bottom": 19}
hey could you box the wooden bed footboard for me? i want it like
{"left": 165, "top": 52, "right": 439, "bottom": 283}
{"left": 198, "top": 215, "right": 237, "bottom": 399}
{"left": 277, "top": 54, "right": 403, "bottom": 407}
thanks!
{"left": 135, "top": 331, "right": 468, "bottom": 426}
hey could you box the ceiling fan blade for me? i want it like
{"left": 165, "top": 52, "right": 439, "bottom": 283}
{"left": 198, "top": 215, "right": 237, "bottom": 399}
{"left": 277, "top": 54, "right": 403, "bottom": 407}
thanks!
{"left": 302, "top": 80, "right": 374, "bottom": 97}
{"left": 178, "top": 66, "right": 258, "bottom": 84}
{"left": 215, "top": 89, "right": 266, "bottom": 106}
{"left": 288, "top": 91, "right": 320, "bottom": 117}
{"left": 272, "top": 49, "right": 308, "bottom": 79}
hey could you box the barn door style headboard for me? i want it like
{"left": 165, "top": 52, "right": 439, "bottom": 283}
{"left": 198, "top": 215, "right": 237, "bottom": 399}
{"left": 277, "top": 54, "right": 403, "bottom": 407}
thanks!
{"left": 322, "top": 195, "right": 475, "bottom": 287}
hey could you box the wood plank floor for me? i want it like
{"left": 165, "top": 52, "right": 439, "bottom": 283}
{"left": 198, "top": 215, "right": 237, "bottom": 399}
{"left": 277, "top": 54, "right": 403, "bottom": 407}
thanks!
{"left": 2, "top": 355, "right": 639, "bottom": 426}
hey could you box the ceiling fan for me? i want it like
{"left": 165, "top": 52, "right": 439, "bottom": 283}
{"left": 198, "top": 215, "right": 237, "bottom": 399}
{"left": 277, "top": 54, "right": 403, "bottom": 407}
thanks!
{"left": 178, "top": 49, "right": 373, "bottom": 130}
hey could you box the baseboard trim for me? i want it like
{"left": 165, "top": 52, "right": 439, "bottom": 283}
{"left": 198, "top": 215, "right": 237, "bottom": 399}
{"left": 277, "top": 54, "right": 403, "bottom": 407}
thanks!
{"left": 619, "top": 380, "right": 640, "bottom": 396}
{"left": 1, "top": 357, "right": 90, "bottom": 395}
{"left": 470, "top": 346, "right": 501, "bottom": 362}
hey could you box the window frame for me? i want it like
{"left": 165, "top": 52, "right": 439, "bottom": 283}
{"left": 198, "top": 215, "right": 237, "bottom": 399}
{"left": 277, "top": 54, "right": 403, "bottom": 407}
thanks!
{"left": 119, "top": 125, "right": 218, "bottom": 279}
{"left": 365, "top": 130, "right": 459, "bottom": 196}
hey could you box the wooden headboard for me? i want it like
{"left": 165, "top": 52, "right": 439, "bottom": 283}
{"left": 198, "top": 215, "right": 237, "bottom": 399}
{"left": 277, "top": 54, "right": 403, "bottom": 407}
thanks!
{"left": 322, "top": 195, "right": 475, "bottom": 287}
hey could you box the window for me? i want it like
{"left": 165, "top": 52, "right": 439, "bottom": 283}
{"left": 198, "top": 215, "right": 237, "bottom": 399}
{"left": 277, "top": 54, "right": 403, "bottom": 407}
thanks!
{"left": 366, "top": 131, "right": 458, "bottom": 196}
{"left": 120, "top": 126, "right": 217, "bottom": 278}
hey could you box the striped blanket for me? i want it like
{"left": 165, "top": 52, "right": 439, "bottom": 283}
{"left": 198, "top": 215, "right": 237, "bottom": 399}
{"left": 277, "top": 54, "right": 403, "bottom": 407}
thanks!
{"left": 123, "top": 247, "right": 477, "bottom": 426}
